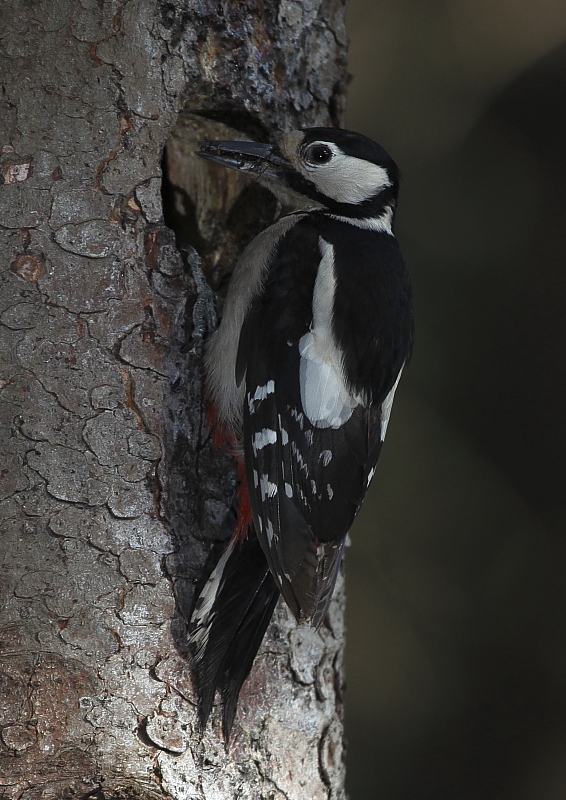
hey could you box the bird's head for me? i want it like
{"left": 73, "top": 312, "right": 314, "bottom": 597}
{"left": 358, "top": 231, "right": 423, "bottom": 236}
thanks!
{"left": 198, "top": 127, "right": 400, "bottom": 223}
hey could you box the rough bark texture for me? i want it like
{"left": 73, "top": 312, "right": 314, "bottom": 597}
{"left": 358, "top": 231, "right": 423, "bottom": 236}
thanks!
{"left": 0, "top": 1, "right": 348, "bottom": 798}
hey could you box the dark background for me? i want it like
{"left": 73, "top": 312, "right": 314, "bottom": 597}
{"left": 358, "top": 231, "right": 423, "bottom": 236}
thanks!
{"left": 344, "top": 2, "right": 566, "bottom": 798}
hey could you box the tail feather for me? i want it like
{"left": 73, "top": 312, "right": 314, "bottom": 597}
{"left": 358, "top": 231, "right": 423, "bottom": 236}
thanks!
{"left": 188, "top": 531, "right": 280, "bottom": 737}
{"left": 219, "top": 574, "right": 279, "bottom": 739}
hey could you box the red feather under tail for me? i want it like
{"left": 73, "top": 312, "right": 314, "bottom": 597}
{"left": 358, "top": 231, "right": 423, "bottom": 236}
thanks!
{"left": 233, "top": 456, "right": 252, "bottom": 542}
{"left": 206, "top": 399, "right": 232, "bottom": 451}
{"left": 206, "top": 399, "right": 251, "bottom": 542}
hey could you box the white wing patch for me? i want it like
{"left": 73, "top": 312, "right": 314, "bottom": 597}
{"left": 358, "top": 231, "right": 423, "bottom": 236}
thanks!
{"left": 299, "top": 238, "right": 360, "bottom": 429}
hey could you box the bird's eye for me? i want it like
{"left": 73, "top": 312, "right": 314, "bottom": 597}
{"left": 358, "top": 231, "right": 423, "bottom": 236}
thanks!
{"left": 304, "top": 143, "right": 333, "bottom": 165}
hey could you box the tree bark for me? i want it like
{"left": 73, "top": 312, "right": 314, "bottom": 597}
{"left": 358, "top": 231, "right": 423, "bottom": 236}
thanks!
{"left": 0, "top": 0, "right": 349, "bottom": 798}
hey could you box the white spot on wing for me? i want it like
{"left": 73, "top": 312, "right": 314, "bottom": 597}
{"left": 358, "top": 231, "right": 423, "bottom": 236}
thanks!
{"left": 253, "top": 428, "right": 277, "bottom": 450}
{"left": 285, "top": 482, "right": 293, "bottom": 497}
{"left": 253, "top": 380, "right": 275, "bottom": 400}
{"left": 291, "top": 441, "right": 307, "bottom": 472}
{"left": 320, "top": 449, "right": 332, "bottom": 466}
{"left": 248, "top": 381, "right": 276, "bottom": 414}
{"left": 265, "top": 518, "right": 275, "bottom": 544}
{"left": 290, "top": 407, "right": 305, "bottom": 429}
{"left": 277, "top": 414, "right": 290, "bottom": 445}
{"left": 326, "top": 483, "right": 334, "bottom": 500}
{"left": 260, "top": 474, "right": 278, "bottom": 499}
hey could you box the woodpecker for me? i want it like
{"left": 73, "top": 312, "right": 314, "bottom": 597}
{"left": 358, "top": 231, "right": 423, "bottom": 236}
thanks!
{"left": 188, "top": 127, "right": 414, "bottom": 738}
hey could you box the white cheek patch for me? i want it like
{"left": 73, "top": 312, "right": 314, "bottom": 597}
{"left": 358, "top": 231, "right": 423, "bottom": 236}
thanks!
{"left": 299, "top": 238, "right": 359, "bottom": 429}
{"left": 302, "top": 143, "right": 392, "bottom": 205}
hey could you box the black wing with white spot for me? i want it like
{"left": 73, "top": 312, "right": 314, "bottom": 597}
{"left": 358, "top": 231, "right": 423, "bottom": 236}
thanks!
{"left": 238, "top": 215, "right": 412, "bottom": 624}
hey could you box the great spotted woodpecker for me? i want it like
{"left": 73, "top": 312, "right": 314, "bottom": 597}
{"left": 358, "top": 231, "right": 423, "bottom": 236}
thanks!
{"left": 188, "top": 128, "right": 414, "bottom": 738}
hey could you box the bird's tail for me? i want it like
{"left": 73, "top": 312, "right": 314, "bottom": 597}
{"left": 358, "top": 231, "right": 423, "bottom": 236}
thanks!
{"left": 188, "top": 530, "right": 280, "bottom": 739}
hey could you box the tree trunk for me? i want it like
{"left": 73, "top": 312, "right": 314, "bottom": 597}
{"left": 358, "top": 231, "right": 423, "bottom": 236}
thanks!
{"left": 0, "top": 1, "right": 348, "bottom": 797}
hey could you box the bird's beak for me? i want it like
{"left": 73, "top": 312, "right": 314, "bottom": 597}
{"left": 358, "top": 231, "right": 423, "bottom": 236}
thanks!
{"left": 197, "top": 139, "right": 290, "bottom": 181}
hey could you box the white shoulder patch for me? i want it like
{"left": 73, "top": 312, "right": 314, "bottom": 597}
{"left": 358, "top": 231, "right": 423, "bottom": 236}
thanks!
{"left": 299, "top": 238, "right": 359, "bottom": 429}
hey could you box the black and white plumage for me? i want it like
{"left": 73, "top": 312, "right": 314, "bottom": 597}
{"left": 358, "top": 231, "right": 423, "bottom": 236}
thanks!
{"left": 188, "top": 128, "right": 414, "bottom": 738}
